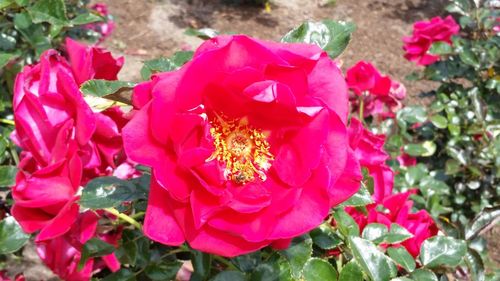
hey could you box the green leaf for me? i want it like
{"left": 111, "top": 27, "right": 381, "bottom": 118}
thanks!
{"left": 249, "top": 263, "right": 280, "bottom": 281}
{"left": 282, "top": 20, "right": 356, "bottom": 59}
{"left": 145, "top": 262, "right": 183, "bottom": 280}
{"left": 340, "top": 182, "right": 374, "bottom": 207}
{"left": 397, "top": 106, "right": 427, "bottom": 124}
{"left": 445, "top": 159, "right": 461, "bottom": 175}
{"left": 0, "top": 52, "right": 18, "bottom": 69}
{"left": 28, "top": 0, "right": 68, "bottom": 26}
{"left": 0, "top": 0, "right": 14, "bottom": 9}
{"left": 404, "top": 164, "right": 427, "bottom": 186}
{"left": 377, "top": 223, "right": 414, "bottom": 244}
{"left": 0, "top": 34, "right": 17, "bottom": 51}
{"left": 404, "top": 141, "right": 436, "bottom": 157}
{"left": 409, "top": 269, "right": 438, "bottom": 281}
{"left": 430, "top": 115, "right": 448, "bottom": 129}
{"left": 140, "top": 51, "right": 194, "bottom": 79}
{"left": 0, "top": 216, "right": 30, "bottom": 254}
{"left": 465, "top": 206, "right": 500, "bottom": 240}
{"left": 80, "top": 80, "right": 136, "bottom": 98}
{"left": 102, "top": 269, "right": 136, "bottom": 281}
{"left": 0, "top": 165, "right": 17, "bottom": 187}
{"left": 390, "top": 278, "right": 413, "bottom": 281}
{"left": 212, "top": 271, "right": 247, "bottom": 281}
{"left": 191, "top": 250, "right": 212, "bottom": 280}
{"left": 184, "top": 28, "right": 219, "bottom": 39}
{"left": 80, "top": 176, "right": 145, "bottom": 209}
{"left": 70, "top": 13, "right": 104, "bottom": 26}
{"left": 420, "top": 236, "right": 467, "bottom": 268}
{"left": 362, "top": 223, "right": 388, "bottom": 242}
{"left": 465, "top": 248, "right": 485, "bottom": 281}
{"left": 279, "top": 235, "right": 312, "bottom": 279}
{"left": 116, "top": 240, "right": 138, "bottom": 266}
{"left": 79, "top": 238, "right": 115, "bottom": 270}
{"left": 231, "top": 251, "right": 261, "bottom": 272}
{"left": 387, "top": 247, "right": 416, "bottom": 272}
{"left": 338, "top": 261, "right": 363, "bottom": 281}
{"left": 333, "top": 209, "right": 360, "bottom": 237}
{"left": 310, "top": 223, "right": 342, "bottom": 250}
{"left": 348, "top": 236, "right": 397, "bottom": 281}
{"left": 302, "top": 258, "right": 338, "bottom": 281}
{"left": 428, "top": 42, "right": 453, "bottom": 55}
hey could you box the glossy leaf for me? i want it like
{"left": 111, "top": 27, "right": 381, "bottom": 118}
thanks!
{"left": 282, "top": 20, "right": 356, "bottom": 58}
{"left": 420, "top": 236, "right": 467, "bottom": 268}
{"left": 0, "top": 165, "right": 17, "bottom": 187}
{"left": 28, "top": 0, "right": 68, "bottom": 26}
{"left": 0, "top": 216, "right": 30, "bottom": 254}
{"left": 333, "top": 209, "right": 360, "bottom": 237}
{"left": 428, "top": 42, "right": 453, "bottom": 55}
{"left": 102, "top": 269, "right": 136, "bottom": 281}
{"left": 340, "top": 182, "right": 374, "bottom": 207}
{"left": 338, "top": 261, "right": 363, "bottom": 281}
{"left": 79, "top": 238, "right": 115, "bottom": 270}
{"left": 430, "top": 115, "right": 448, "bottom": 129}
{"left": 465, "top": 206, "right": 500, "bottom": 240}
{"left": 70, "top": 13, "right": 103, "bottom": 25}
{"left": 191, "top": 250, "right": 212, "bottom": 280}
{"left": 310, "top": 224, "right": 342, "bottom": 250}
{"left": 348, "top": 236, "right": 397, "bottom": 281}
{"left": 409, "top": 269, "right": 438, "bottom": 281}
{"left": 302, "top": 258, "right": 338, "bottom": 281}
{"left": 80, "top": 80, "right": 136, "bottom": 98}
{"left": 145, "top": 262, "right": 183, "bottom": 280}
{"left": 80, "top": 176, "right": 145, "bottom": 209}
{"left": 387, "top": 247, "right": 416, "bottom": 272}
{"left": 184, "top": 28, "right": 219, "bottom": 39}
{"left": 362, "top": 223, "right": 388, "bottom": 242}
{"left": 212, "top": 271, "right": 247, "bottom": 281}
{"left": 250, "top": 263, "right": 281, "bottom": 281}
{"left": 279, "top": 235, "right": 312, "bottom": 279}
{"left": 140, "top": 51, "right": 194, "bottom": 79}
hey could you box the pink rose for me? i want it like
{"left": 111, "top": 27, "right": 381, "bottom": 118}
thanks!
{"left": 123, "top": 35, "right": 362, "bottom": 257}
{"left": 11, "top": 44, "right": 130, "bottom": 243}
{"left": 36, "top": 211, "right": 121, "bottom": 281}
{"left": 85, "top": 3, "right": 115, "bottom": 42}
{"left": 346, "top": 61, "right": 391, "bottom": 96}
{"left": 11, "top": 148, "right": 82, "bottom": 242}
{"left": 346, "top": 191, "right": 438, "bottom": 257}
{"left": 403, "top": 16, "right": 460, "bottom": 65}
{"left": 348, "top": 118, "right": 393, "bottom": 202}
{"left": 66, "top": 38, "right": 123, "bottom": 85}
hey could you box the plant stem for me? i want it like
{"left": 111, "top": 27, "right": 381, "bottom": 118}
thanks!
{"left": 0, "top": 119, "right": 14, "bottom": 126}
{"left": 130, "top": 211, "right": 145, "bottom": 220}
{"left": 105, "top": 207, "right": 142, "bottom": 230}
{"left": 358, "top": 94, "right": 365, "bottom": 122}
{"left": 213, "top": 255, "right": 237, "bottom": 270}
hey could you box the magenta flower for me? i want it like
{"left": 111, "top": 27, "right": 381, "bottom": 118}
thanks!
{"left": 123, "top": 35, "right": 362, "bottom": 257}
{"left": 403, "top": 16, "right": 460, "bottom": 65}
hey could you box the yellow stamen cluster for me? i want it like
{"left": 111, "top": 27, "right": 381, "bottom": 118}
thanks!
{"left": 207, "top": 114, "right": 273, "bottom": 185}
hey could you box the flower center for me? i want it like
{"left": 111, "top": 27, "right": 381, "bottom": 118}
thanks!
{"left": 207, "top": 114, "right": 273, "bottom": 185}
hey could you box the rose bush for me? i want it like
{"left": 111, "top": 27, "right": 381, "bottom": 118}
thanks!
{"left": 0, "top": 2, "right": 496, "bottom": 280}
{"left": 123, "top": 35, "right": 362, "bottom": 257}
{"left": 403, "top": 16, "right": 460, "bottom": 65}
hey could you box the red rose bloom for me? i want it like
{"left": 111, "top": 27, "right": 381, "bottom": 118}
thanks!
{"left": 36, "top": 211, "right": 121, "bottom": 281}
{"left": 403, "top": 16, "right": 460, "bottom": 66}
{"left": 346, "top": 191, "right": 438, "bottom": 257}
{"left": 346, "top": 61, "right": 391, "bottom": 96}
{"left": 348, "top": 118, "right": 393, "bottom": 203}
{"left": 11, "top": 42, "right": 127, "bottom": 241}
{"left": 123, "top": 35, "right": 362, "bottom": 257}
{"left": 84, "top": 3, "right": 115, "bottom": 42}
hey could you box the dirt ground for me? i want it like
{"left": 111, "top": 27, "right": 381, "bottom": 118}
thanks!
{"left": 4, "top": 0, "right": 498, "bottom": 279}
{"left": 102, "top": 0, "right": 447, "bottom": 104}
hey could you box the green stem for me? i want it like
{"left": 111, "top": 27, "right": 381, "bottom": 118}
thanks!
{"left": 105, "top": 207, "right": 142, "bottom": 230}
{"left": 358, "top": 94, "right": 365, "bottom": 122}
{"left": 0, "top": 119, "right": 15, "bottom": 126}
{"left": 130, "top": 211, "right": 145, "bottom": 220}
{"left": 213, "top": 255, "right": 237, "bottom": 270}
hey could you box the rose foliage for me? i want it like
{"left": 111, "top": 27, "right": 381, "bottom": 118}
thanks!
{"left": 0, "top": 0, "right": 498, "bottom": 280}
